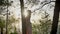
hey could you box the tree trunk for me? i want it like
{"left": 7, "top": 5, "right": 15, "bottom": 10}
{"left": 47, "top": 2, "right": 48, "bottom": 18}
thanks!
{"left": 6, "top": 5, "right": 8, "bottom": 34}
{"left": 20, "top": 0, "right": 32, "bottom": 34}
{"left": 1, "top": 27, "right": 3, "bottom": 34}
{"left": 26, "top": 10, "right": 32, "bottom": 34}
{"left": 50, "top": 0, "right": 60, "bottom": 34}
{"left": 20, "top": 0, "right": 26, "bottom": 34}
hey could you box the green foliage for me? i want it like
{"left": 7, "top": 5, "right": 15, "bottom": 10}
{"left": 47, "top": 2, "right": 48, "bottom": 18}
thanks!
{"left": 32, "top": 24, "right": 40, "bottom": 34}
{"left": 0, "top": 0, "right": 13, "bottom": 6}
{"left": 8, "top": 15, "right": 19, "bottom": 34}
{"left": 0, "top": 17, "right": 5, "bottom": 28}
{"left": 10, "top": 27, "right": 18, "bottom": 34}
{"left": 32, "top": 11, "right": 52, "bottom": 34}
{"left": 0, "top": 0, "right": 5, "bottom": 5}
{"left": 0, "top": 15, "right": 19, "bottom": 28}
{"left": 0, "top": 14, "right": 19, "bottom": 34}
{"left": 8, "top": 15, "right": 19, "bottom": 24}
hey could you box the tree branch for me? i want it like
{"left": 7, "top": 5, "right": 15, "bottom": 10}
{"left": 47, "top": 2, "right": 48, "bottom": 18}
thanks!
{"left": 33, "top": 0, "right": 55, "bottom": 12}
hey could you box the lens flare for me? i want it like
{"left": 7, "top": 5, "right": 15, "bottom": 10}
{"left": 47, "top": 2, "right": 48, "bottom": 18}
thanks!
{"left": 23, "top": 11, "right": 28, "bottom": 17}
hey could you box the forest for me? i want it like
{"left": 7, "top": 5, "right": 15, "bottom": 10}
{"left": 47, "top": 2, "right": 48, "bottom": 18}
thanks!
{"left": 0, "top": 0, "right": 60, "bottom": 34}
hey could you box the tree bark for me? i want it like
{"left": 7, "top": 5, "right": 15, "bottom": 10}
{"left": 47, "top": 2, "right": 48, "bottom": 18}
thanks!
{"left": 50, "top": 0, "right": 60, "bottom": 34}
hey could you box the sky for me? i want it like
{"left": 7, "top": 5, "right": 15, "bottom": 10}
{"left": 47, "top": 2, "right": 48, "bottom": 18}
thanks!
{"left": 8, "top": 0, "right": 55, "bottom": 20}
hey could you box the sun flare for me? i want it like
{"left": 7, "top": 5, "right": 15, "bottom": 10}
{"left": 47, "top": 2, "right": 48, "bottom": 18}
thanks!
{"left": 23, "top": 11, "right": 28, "bottom": 17}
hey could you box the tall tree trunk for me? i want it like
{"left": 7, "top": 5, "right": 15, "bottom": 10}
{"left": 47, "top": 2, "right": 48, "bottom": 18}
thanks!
{"left": 20, "top": 0, "right": 26, "bottom": 34}
{"left": 1, "top": 27, "right": 3, "bottom": 34}
{"left": 50, "top": 0, "right": 60, "bottom": 34}
{"left": 6, "top": 0, "right": 9, "bottom": 34}
{"left": 20, "top": 0, "right": 32, "bottom": 34}
{"left": 26, "top": 10, "right": 32, "bottom": 34}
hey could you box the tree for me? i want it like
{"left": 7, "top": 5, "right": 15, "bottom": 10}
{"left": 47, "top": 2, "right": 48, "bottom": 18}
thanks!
{"left": 0, "top": 0, "right": 13, "bottom": 34}
{"left": 0, "top": 0, "right": 5, "bottom": 5}
{"left": 25, "top": 10, "right": 32, "bottom": 34}
{"left": 19, "top": 0, "right": 26, "bottom": 34}
{"left": 20, "top": 0, "right": 32, "bottom": 34}
{"left": 25, "top": 0, "right": 55, "bottom": 12}
{"left": 39, "top": 11, "right": 51, "bottom": 34}
{"left": 50, "top": 0, "right": 60, "bottom": 34}
{"left": 6, "top": 0, "right": 13, "bottom": 34}
{"left": 0, "top": 14, "right": 19, "bottom": 34}
{"left": 0, "top": 16, "right": 5, "bottom": 34}
{"left": 32, "top": 11, "right": 52, "bottom": 34}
